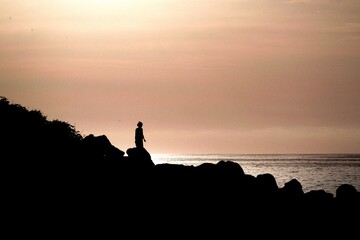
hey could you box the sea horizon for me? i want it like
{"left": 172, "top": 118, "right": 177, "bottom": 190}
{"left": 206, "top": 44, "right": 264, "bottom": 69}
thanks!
{"left": 151, "top": 153, "right": 360, "bottom": 196}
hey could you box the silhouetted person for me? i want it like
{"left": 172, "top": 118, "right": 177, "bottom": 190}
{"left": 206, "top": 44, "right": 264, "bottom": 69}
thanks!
{"left": 135, "top": 121, "right": 146, "bottom": 148}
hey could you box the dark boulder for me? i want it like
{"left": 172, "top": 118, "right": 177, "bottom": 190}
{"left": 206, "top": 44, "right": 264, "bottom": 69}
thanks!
{"left": 126, "top": 147, "right": 155, "bottom": 168}
{"left": 81, "top": 134, "right": 125, "bottom": 160}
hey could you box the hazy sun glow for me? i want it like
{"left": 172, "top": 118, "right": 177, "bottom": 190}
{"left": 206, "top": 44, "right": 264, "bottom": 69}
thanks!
{"left": 61, "top": 0, "right": 150, "bottom": 9}
{"left": 1, "top": 0, "right": 360, "bottom": 154}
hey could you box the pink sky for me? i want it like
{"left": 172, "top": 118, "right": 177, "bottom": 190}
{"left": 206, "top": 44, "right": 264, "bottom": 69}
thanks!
{"left": 1, "top": 0, "right": 360, "bottom": 154}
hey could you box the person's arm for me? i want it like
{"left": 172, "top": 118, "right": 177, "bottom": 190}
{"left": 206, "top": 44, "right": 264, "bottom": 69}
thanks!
{"left": 142, "top": 129, "right": 146, "bottom": 142}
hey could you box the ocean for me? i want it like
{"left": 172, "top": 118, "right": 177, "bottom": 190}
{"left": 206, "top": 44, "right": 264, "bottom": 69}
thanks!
{"left": 151, "top": 153, "right": 360, "bottom": 196}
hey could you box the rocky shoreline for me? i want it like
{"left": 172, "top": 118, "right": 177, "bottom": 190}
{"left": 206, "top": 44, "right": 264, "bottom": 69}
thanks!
{"left": 3, "top": 134, "right": 359, "bottom": 238}
{"left": 2, "top": 97, "right": 358, "bottom": 237}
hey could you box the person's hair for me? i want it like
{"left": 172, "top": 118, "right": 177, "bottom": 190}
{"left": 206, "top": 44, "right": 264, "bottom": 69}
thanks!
{"left": 137, "top": 121, "right": 143, "bottom": 127}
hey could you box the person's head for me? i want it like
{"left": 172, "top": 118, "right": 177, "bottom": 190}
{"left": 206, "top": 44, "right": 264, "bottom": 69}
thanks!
{"left": 137, "top": 121, "right": 143, "bottom": 127}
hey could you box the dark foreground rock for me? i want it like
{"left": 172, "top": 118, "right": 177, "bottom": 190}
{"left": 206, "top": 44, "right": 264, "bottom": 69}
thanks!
{"left": 3, "top": 149, "right": 359, "bottom": 238}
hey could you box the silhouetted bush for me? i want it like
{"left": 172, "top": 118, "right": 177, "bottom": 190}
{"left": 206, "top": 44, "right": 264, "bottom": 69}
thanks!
{"left": 0, "top": 96, "right": 83, "bottom": 160}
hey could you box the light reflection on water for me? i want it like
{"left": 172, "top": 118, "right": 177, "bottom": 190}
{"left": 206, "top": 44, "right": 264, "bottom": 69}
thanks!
{"left": 152, "top": 153, "right": 360, "bottom": 196}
